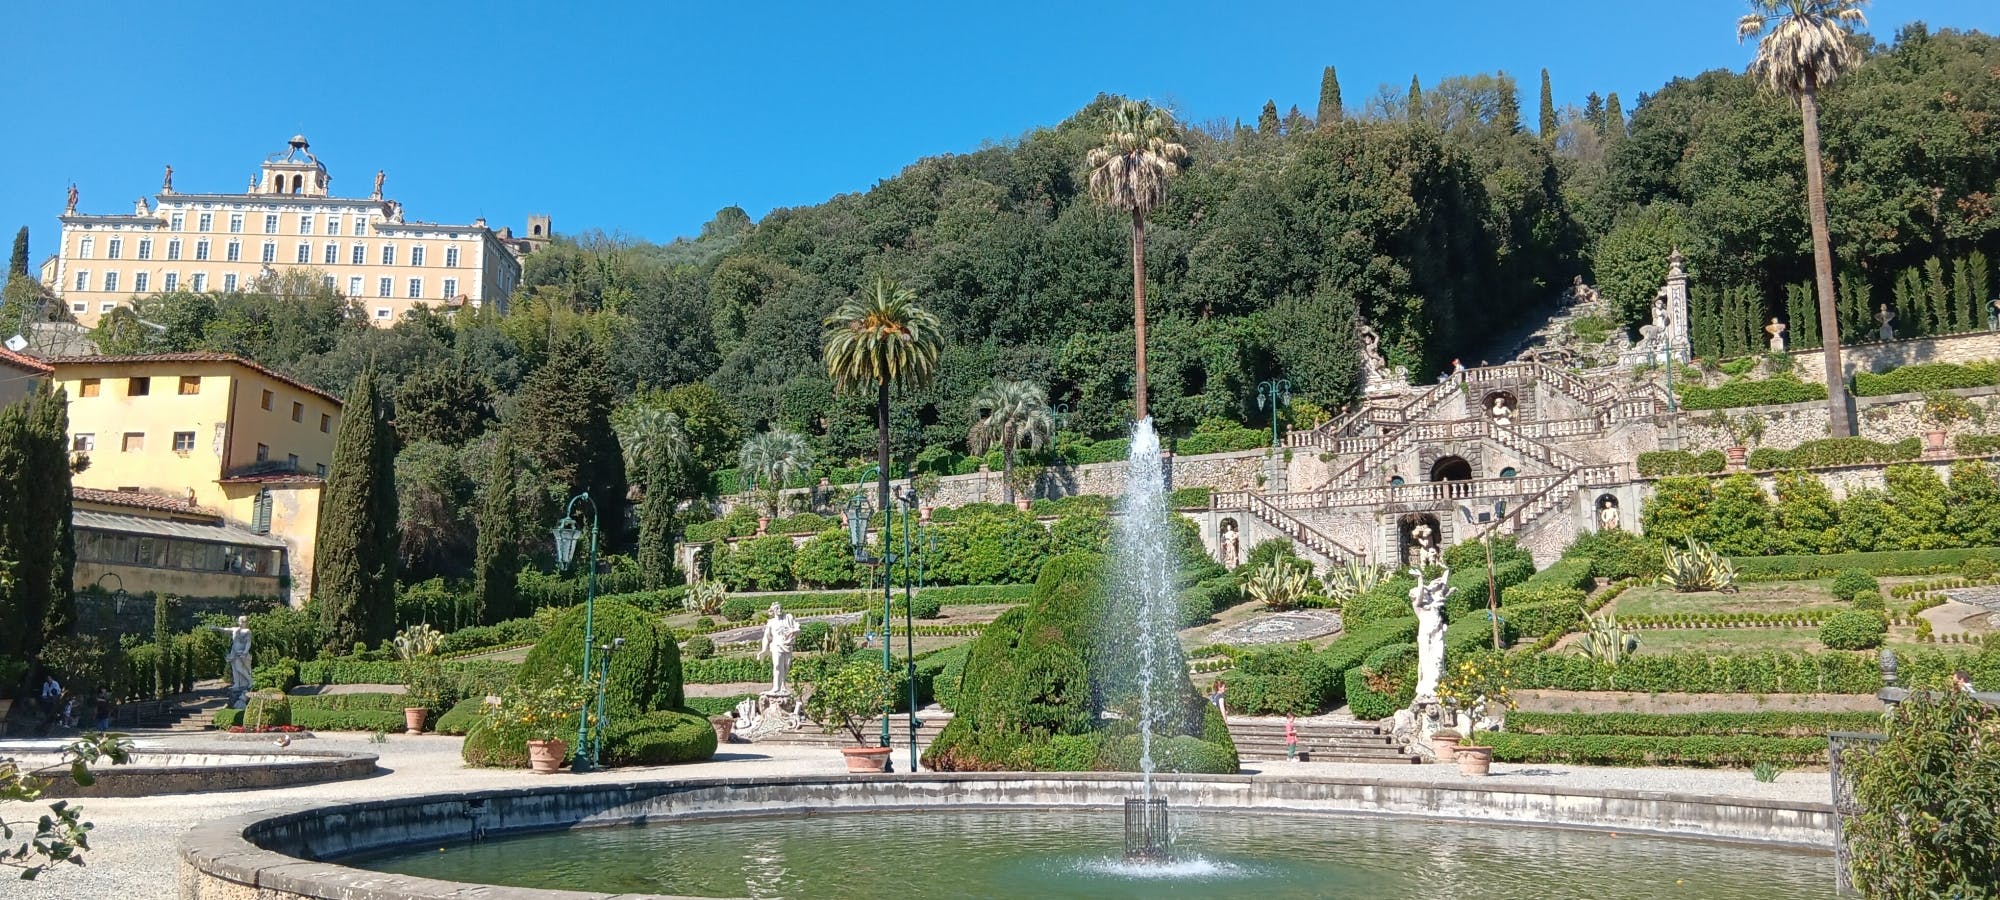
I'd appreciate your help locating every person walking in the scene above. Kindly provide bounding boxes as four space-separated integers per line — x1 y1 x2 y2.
1214 679 1228 719
1285 713 1299 761
94 690 114 732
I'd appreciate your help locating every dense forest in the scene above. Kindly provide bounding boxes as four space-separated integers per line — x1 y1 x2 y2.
3 23 1998 579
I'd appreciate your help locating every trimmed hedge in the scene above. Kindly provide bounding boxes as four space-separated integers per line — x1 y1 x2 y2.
685 694 755 718
1493 649 1886 693
598 709 718 766
1955 433 2000 456
1745 437 1921 470
1678 376 1826 411
1733 547 2000 580
1344 643 1416 721
681 655 768 685
1820 609 1888 650
1230 645 1341 717
1637 450 1727 476
1498 597 1586 642
433 697 489 735
1852 360 2000 397
1483 733 1827 767
294 658 517 698
1507 711 1885 738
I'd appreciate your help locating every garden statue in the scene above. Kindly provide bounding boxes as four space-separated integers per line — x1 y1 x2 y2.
162 164 174 193
372 169 386 199
1489 395 1514 428
756 603 801 695
209 615 253 709
1408 566 1452 703
1765 318 1786 352
1220 521 1240 569
1598 497 1620 531
1988 295 2000 332
1408 520 1437 566
1877 304 1896 341
65 183 77 213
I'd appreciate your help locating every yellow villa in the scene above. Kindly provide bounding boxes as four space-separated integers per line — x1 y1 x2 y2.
52 353 341 606
42 134 539 327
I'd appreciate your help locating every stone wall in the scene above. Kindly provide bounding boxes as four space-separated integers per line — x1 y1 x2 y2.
1678 384 2000 451
38 748 374 798
1780 329 2000 385
727 449 1272 516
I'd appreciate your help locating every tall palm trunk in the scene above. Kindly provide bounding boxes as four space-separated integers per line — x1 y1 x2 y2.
1131 209 1149 422
1801 85 1851 437
876 380 891 520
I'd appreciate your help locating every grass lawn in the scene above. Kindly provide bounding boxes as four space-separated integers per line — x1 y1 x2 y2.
1614 575 1929 617
1630 624 1933 655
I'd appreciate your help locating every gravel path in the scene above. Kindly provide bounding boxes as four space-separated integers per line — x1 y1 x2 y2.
24 730 1832 899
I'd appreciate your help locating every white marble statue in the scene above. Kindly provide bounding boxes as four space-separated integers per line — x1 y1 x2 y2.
209 615 253 709
1598 498 1620 531
1220 521 1240 569
1489 396 1514 428
1877 304 1896 342
1409 521 1438 566
756 603 801 694
1408 566 1453 703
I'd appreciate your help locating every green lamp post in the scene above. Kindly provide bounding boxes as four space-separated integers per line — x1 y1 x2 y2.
1459 500 1509 651
552 492 602 772
1256 378 1292 449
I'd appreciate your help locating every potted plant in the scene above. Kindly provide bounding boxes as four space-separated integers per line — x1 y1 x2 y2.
1436 658 1516 777
489 679 593 774
1921 391 1972 455
1429 727 1462 763
805 660 894 773
1722 415 1764 469
393 624 443 734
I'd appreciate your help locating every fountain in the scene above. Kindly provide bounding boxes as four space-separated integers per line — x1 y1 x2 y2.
1110 417 1176 861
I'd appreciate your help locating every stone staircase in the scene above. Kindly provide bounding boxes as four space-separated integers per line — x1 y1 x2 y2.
1225 719 1418 764
1211 490 1364 566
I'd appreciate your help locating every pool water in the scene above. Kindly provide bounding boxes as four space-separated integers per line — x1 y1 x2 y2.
354 808 1835 899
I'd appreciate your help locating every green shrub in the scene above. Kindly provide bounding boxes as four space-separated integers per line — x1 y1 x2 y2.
1954 433 2000 456
1564 530 1665 580
791 529 859 589
1733 548 2000 579
289 707 406 732
1342 575 1415 631
1637 450 1727 476
1851 590 1885 613
1167 486 1214 508
252 659 300 693
1963 557 2000 580
460 721 527 767
1483 733 1827 767
1839 691 2000 896
682 635 716 660
213 693 291 729
795 620 833 651
433 697 490 735
1678 375 1826 411
1831 569 1881 601
599 709 718 766
714 534 798 591
1820 609 1888 650
1751 437 1922 470
721 597 757 622
1499 597 1586 641
1343 643 1415 721
1238 538 1296 574
1496 648 1886 693
1507 711 1886 737
1229 645 1339 716
1852 360 2000 397
685 694 755 717
437 617 543 656
682 655 768 684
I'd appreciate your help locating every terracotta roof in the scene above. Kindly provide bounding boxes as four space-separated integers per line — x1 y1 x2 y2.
48 353 342 406
217 472 324 485
72 486 219 518
0 346 52 375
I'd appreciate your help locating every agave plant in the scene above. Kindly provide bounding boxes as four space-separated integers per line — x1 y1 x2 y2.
1659 538 1738 593
393 623 442 660
1575 613 1641 670
683 579 729 616
1244 559 1315 611
1323 560 1389 602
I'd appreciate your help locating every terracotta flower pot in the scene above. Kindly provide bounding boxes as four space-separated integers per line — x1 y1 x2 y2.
1725 446 1748 469
840 746 893 773
403 707 427 735
1431 734 1462 763
527 738 568 774
1456 745 1494 776
710 715 736 744
1925 429 1949 454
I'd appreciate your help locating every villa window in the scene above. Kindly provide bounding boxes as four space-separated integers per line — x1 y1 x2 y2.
164 272 178 291
167 239 182 260
198 213 213 232
172 431 195 453
133 273 149 293
410 246 426 267
226 240 241 262
196 239 210 261
79 379 100 397
107 238 121 259
179 375 200 395
137 239 152 260
445 246 459 267
122 432 145 452
228 214 243 233
263 215 278 234
72 433 94 451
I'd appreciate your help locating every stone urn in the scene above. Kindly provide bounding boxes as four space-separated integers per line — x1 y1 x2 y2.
1014 497 1032 511
526 738 568 775
756 515 770 535
710 715 736 744
403 706 427 735
1430 732 1462 763
1456 744 1494 776
1725 446 1748 470
840 746 893 773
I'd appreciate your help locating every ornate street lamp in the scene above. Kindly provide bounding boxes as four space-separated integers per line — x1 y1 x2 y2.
897 485 925 772
1256 379 1293 449
1459 500 1509 651
551 492 602 772
96 572 129 615
846 489 893 768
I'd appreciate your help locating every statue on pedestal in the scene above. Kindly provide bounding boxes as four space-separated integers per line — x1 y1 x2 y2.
1220 521 1240 569
162 164 174 194
372 169 386 200
1489 395 1514 428
756 603 800 695
1765 318 1787 352
1877 304 1897 342
1408 520 1438 567
209 615 253 709
1408 565 1453 703
1598 497 1620 531
65 183 78 214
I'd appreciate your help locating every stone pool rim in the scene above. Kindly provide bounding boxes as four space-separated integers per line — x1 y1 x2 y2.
9 746 378 798
178 771 1837 900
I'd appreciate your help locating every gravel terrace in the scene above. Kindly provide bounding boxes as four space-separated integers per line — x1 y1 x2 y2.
24 730 1833 900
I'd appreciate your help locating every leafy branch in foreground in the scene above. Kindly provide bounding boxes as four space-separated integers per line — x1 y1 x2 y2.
2 733 132 880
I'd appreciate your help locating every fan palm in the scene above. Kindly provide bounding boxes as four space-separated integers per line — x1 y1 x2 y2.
1738 0 1867 437
615 405 689 486
969 379 1054 505
1087 99 1188 422
739 428 812 516
822 277 945 519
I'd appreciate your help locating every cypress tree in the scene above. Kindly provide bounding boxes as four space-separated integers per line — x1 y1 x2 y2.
1584 93 1606 135
1257 100 1280 134
512 330 627 551
0 383 74 665
1952 256 1975 333
8 227 26 280
636 454 683 590
1407 76 1424 120
1284 104 1308 133
1603 92 1626 138
1495 73 1521 134
473 433 520 623
1538 69 1558 142
1924 257 1949 337
314 366 398 651
1318 66 1343 124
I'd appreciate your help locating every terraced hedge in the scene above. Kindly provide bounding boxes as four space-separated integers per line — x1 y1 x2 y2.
1483 733 1828 767
1506 711 1885 738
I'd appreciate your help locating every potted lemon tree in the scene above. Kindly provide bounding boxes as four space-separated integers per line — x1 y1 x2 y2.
489 679 592 774
1436 658 1516 777
1921 391 1972 455
806 660 894 773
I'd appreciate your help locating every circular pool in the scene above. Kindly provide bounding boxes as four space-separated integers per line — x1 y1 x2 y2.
180 773 1838 900
353 807 1832 899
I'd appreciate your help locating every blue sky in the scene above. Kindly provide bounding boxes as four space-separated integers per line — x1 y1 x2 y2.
4 1 1997 250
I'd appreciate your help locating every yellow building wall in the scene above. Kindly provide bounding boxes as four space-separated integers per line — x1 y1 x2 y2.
74 559 283 601
220 482 321 607
59 363 234 508
222 372 341 478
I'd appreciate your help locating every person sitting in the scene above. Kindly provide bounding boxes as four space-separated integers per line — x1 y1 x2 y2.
1953 669 1976 694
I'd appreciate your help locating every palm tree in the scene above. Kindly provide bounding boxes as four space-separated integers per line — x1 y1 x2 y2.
616 405 689 485
969 379 1055 505
739 428 812 516
1739 0 1867 437
822 277 945 522
1087 99 1188 422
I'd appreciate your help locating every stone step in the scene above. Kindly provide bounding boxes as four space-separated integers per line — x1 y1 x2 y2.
1239 751 1421 764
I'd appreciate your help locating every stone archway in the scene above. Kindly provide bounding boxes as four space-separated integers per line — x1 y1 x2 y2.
1429 455 1472 482
1595 494 1621 532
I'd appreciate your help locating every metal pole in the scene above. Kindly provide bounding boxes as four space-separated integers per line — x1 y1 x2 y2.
566 492 600 774
1485 530 1501 650
880 500 894 766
